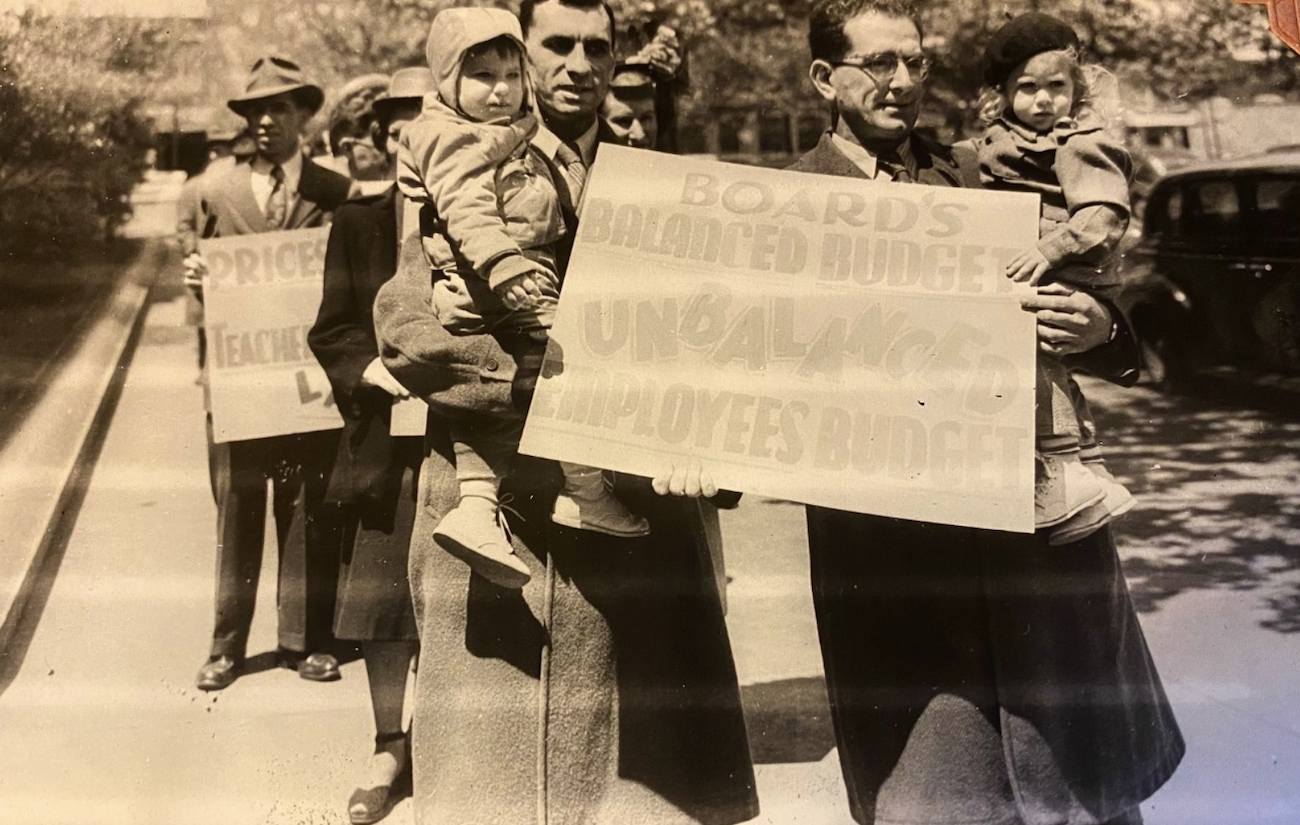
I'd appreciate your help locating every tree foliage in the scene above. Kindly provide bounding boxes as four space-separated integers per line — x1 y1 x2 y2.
0 10 173 259
923 0 1295 132
181 0 1300 155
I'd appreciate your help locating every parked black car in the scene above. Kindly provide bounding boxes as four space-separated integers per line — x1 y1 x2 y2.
1116 152 1300 384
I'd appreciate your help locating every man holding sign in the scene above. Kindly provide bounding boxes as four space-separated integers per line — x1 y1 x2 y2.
374 2 759 822
180 56 354 691
787 2 1183 824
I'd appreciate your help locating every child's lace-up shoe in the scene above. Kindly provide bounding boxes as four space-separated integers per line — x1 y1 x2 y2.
434 502 531 588
1036 452 1105 529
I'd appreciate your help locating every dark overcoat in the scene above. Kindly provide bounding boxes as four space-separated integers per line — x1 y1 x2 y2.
373 135 759 823
308 187 422 516
308 186 421 640
791 133 1184 825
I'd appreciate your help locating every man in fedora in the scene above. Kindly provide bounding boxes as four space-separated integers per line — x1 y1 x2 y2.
180 55 354 692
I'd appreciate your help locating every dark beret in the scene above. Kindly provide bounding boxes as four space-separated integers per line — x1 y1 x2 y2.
982 13 1081 88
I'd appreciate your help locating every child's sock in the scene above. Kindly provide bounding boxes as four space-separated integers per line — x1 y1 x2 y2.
456 478 499 511
559 463 607 500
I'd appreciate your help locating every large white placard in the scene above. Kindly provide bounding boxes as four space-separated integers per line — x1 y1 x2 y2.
519 145 1042 532
201 227 342 443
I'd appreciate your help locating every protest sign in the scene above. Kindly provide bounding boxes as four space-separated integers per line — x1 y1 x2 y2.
519 145 1042 532
201 227 342 443
390 396 429 438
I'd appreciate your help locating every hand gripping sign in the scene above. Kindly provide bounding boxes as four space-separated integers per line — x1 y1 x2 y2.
519 145 1042 533
201 227 343 443
1239 0 1300 54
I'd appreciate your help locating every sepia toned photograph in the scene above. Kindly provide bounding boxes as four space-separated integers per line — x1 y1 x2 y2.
0 0 1297 823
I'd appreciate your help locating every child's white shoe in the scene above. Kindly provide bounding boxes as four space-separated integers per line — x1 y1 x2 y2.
1048 500 1111 546
433 501 531 589
1035 452 1105 529
1088 464 1136 518
552 489 651 537
1048 464 1136 546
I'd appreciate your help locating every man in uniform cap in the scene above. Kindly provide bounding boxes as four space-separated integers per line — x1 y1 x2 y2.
180 55 354 692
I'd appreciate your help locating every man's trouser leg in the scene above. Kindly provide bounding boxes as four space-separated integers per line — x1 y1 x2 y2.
208 423 270 660
272 431 343 655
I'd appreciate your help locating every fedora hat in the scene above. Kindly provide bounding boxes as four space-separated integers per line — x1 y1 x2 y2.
227 55 325 117
372 67 437 119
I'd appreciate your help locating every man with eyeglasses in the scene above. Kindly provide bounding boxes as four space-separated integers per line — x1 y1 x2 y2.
791 2 1183 825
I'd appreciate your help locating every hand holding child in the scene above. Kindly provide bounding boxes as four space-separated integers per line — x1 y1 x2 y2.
652 458 718 499
495 268 547 310
1005 249 1052 285
359 358 412 398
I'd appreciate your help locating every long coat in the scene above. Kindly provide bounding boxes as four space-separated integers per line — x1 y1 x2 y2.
373 140 759 823
307 187 421 640
308 187 422 515
791 133 1184 825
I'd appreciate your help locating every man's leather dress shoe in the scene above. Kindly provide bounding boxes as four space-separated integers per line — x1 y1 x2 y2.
278 649 341 682
196 655 240 691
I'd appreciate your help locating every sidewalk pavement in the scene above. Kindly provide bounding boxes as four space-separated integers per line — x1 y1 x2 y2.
0 237 1298 823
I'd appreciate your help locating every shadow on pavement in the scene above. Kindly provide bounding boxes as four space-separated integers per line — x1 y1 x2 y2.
741 676 837 764
1090 374 1300 633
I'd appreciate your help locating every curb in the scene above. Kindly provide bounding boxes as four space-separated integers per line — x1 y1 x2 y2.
0 239 163 656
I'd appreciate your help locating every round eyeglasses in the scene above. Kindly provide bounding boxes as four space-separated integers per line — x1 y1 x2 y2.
833 52 932 84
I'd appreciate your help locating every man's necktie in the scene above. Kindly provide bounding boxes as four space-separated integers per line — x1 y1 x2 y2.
265 164 288 228
876 151 913 184
554 141 588 205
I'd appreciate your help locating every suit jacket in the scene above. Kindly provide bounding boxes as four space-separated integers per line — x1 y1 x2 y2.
790 132 1141 386
311 187 398 401
788 129 978 188
177 154 352 248
180 154 353 418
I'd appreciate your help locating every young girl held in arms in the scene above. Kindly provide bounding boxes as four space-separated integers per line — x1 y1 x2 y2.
976 13 1135 545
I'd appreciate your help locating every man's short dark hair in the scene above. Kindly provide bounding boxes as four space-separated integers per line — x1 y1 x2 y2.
519 0 617 45
808 0 923 63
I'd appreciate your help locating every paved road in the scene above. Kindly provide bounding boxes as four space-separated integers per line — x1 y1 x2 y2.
1 210 1298 823
719 373 1300 825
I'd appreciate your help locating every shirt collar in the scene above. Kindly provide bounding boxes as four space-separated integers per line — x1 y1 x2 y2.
533 119 600 166
829 133 918 181
252 148 304 193
830 133 878 178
